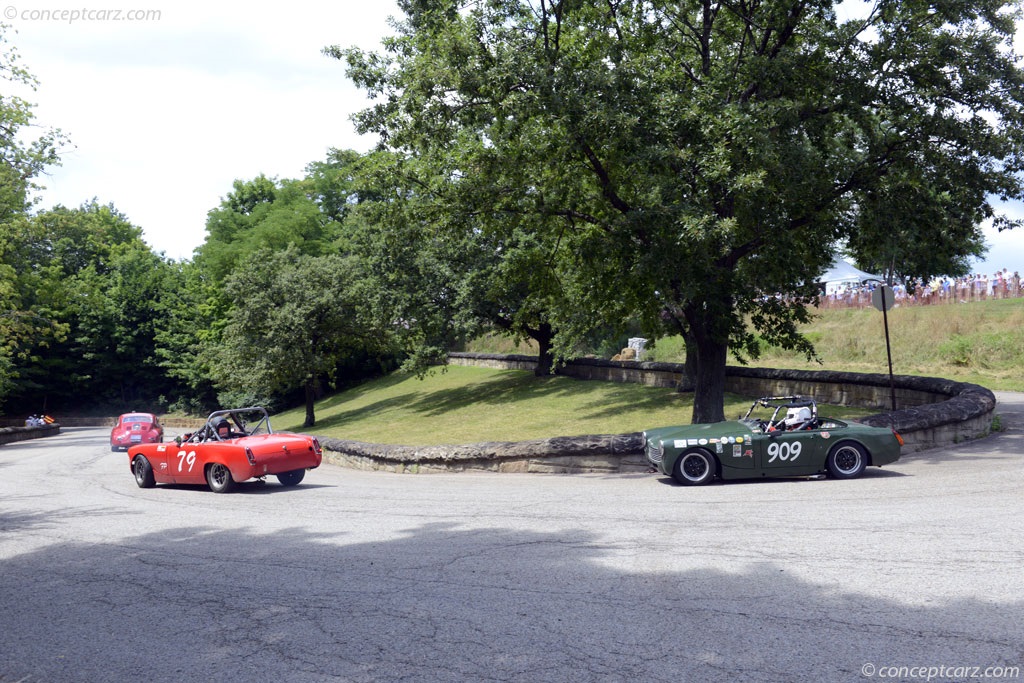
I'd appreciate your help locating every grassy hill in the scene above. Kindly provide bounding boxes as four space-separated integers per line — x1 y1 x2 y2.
271 365 873 444
471 299 1024 391
272 301 1024 443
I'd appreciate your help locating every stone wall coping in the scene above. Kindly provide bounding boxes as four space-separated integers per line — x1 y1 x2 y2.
0 423 61 445
319 433 644 467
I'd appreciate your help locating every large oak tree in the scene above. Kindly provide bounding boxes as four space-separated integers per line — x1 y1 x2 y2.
332 0 1024 422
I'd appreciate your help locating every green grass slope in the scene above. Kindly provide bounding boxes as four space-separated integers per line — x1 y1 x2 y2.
275 300 1021 444
273 365 871 444
656 299 1024 391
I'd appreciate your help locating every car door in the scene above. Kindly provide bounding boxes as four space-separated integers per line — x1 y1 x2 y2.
758 429 811 474
143 442 174 483
759 426 835 475
166 442 205 484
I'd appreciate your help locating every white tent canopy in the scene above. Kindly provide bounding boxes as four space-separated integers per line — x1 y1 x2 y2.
819 259 882 295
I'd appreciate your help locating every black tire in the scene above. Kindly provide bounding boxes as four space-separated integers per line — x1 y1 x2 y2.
132 456 156 489
206 462 235 493
826 442 868 479
276 469 306 487
672 449 716 486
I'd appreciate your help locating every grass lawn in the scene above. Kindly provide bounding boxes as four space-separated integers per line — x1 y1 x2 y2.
272 365 873 444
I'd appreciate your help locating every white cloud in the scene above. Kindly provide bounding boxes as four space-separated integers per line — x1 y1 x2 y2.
11 0 399 259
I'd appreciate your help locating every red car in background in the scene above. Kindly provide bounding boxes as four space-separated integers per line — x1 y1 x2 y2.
110 412 164 451
127 407 322 493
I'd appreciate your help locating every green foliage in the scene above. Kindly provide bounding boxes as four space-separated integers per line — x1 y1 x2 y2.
212 247 383 426
333 0 1024 423
939 335 975 367
347 149 562 376
0 201 173 410
0 24 68 223
0 24 69 406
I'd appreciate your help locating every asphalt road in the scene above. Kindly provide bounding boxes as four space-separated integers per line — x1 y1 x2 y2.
1 396 1022 683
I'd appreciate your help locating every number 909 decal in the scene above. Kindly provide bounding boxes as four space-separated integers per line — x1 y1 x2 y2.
767 441 801 463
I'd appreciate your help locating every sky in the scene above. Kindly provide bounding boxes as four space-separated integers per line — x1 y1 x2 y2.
7 0 1024 274
8 0 400 260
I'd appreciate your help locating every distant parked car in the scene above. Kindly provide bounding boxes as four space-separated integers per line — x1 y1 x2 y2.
111 412 164 451
127 407 322 493
643 395 903 485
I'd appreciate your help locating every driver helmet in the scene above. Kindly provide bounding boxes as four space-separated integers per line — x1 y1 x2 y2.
784 406 812 428
215 418 232 439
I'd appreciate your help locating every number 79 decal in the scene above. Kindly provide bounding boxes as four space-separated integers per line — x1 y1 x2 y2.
177 450 197 472
767 441 801 463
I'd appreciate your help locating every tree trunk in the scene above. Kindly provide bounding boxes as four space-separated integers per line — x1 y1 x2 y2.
685 304 728 424
675 332 697 393
532 322 555 377
304 378 317 428
690 337 727 423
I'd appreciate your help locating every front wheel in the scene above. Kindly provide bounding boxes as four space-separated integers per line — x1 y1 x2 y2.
276 469 306 487
672 449 716 486
206 463 235 493
826 442 867 479
132 456 155 488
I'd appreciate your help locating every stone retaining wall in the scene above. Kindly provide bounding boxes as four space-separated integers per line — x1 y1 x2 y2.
0 423 61 445
319 353 997 474
319 433 648 475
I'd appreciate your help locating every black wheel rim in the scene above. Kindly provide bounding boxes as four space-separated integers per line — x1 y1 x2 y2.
835 447 861 474
211 465 228 488
682 454 708 480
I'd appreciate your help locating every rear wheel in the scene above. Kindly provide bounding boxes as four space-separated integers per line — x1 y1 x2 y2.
672 449 716 486
826 442 867 479
276 469 306 487
132 456 155 488
206 463 235 493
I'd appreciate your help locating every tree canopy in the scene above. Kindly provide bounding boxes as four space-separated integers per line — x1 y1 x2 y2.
332 0 1024 422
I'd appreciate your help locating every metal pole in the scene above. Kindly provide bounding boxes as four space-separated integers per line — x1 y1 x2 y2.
881 287 896 411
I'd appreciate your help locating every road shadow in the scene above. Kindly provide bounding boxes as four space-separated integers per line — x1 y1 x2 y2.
0 518 1020 682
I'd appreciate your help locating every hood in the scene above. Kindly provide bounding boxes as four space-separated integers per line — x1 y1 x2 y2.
644 420 753 444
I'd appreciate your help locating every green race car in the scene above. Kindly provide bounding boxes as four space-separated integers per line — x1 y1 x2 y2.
643 395 903 485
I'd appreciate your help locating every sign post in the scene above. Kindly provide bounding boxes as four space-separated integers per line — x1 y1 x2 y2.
870 284 897 411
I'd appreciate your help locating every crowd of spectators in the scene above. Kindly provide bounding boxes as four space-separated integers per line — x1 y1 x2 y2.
818 269 1022 309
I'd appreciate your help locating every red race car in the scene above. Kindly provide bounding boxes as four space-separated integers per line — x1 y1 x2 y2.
111 412 164 451
127 407 322 493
